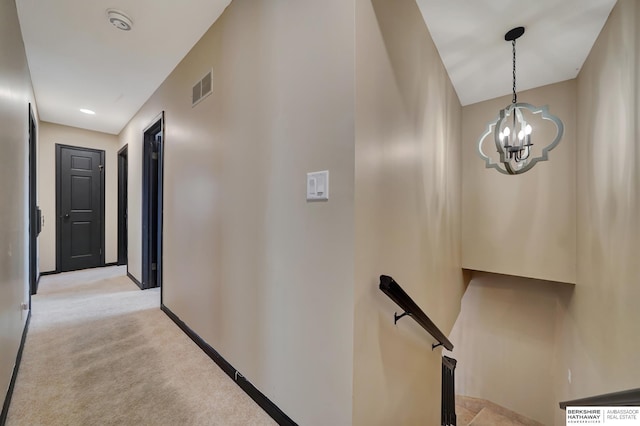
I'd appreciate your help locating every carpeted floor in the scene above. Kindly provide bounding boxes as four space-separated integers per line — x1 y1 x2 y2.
6 266 276 426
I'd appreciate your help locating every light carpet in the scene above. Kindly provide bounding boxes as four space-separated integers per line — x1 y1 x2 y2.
6 266 276 426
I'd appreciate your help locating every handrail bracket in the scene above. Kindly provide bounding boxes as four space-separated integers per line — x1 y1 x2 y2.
394 311 411 324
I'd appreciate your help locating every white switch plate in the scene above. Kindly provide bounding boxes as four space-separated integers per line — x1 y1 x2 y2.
307 170 329 201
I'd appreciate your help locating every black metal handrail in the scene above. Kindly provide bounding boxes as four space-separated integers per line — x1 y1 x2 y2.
379 275 454 351
559 388 640 409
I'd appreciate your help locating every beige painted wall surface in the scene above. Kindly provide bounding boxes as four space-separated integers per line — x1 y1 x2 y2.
38 122 119 272
353 0 464 423
119 1 354 424
0 0 37 404
445 272 573 425
462 81 577 284
554 1 640 423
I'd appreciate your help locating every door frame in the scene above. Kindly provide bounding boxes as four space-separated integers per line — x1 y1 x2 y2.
28 104 38 296
117 145 128 266
55 144 106 272
141 112 164 291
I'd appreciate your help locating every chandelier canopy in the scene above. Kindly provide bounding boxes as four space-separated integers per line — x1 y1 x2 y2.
477 27 564 175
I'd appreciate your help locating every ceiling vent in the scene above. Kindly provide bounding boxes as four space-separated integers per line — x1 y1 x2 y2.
107 9 133 31
192 70 213 107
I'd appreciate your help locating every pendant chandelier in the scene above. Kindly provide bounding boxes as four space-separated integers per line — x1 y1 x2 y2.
477 27 564 175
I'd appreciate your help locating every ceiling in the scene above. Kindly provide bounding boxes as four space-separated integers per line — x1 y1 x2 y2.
16 0 617 134
416 0 618 106
16 0 231 134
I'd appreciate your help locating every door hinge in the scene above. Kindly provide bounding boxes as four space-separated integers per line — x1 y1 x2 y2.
151 263 157 271
99 248 102 255
151 152 158 160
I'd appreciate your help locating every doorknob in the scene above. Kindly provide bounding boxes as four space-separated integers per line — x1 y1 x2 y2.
63 213 70 219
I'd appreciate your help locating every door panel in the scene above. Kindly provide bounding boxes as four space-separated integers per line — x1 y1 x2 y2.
57 145 104 272
29 104 38 295
118 146 128 266
142 115 163 290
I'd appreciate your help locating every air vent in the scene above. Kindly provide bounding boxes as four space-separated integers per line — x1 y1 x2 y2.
192 70 213 107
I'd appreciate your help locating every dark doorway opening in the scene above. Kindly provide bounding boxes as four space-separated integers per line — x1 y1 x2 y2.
118 145 128 266
28 104 39 296
142 113 164 290
56 144 105 272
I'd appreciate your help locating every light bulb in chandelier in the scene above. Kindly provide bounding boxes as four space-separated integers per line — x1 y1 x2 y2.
499 127 510 141
476 26 564 175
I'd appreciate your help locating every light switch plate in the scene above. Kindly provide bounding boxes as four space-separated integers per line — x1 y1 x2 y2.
307 170 329 201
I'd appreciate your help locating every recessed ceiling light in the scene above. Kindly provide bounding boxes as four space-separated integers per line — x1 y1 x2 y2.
80 109 96 115
106 9 133 31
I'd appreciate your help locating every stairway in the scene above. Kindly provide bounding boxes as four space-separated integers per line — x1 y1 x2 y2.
455 396 544 426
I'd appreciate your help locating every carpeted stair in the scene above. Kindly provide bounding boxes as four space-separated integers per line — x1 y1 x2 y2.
455 395 545 426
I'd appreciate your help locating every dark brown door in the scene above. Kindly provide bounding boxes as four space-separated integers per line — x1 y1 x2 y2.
56 144 105 272
29 104 38 295
118 145 128 266
142 114 164 290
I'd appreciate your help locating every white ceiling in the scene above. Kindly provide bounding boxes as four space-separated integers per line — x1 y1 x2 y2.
17 0 231 134
17 0 617 134
416 0 617 106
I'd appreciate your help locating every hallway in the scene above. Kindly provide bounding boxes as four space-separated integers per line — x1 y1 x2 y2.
6 267 275 426
2 0 638 423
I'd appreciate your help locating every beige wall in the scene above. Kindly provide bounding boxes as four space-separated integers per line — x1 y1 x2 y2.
462 81 577 284
0 0 37 405
555 0 640 422
353 0 464 423
119 1 355 424
38 122 119 272
446 272 573 425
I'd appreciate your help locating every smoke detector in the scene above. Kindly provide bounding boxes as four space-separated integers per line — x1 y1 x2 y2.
106 9 133 31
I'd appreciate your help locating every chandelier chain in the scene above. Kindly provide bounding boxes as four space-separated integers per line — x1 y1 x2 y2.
512 39 517 104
